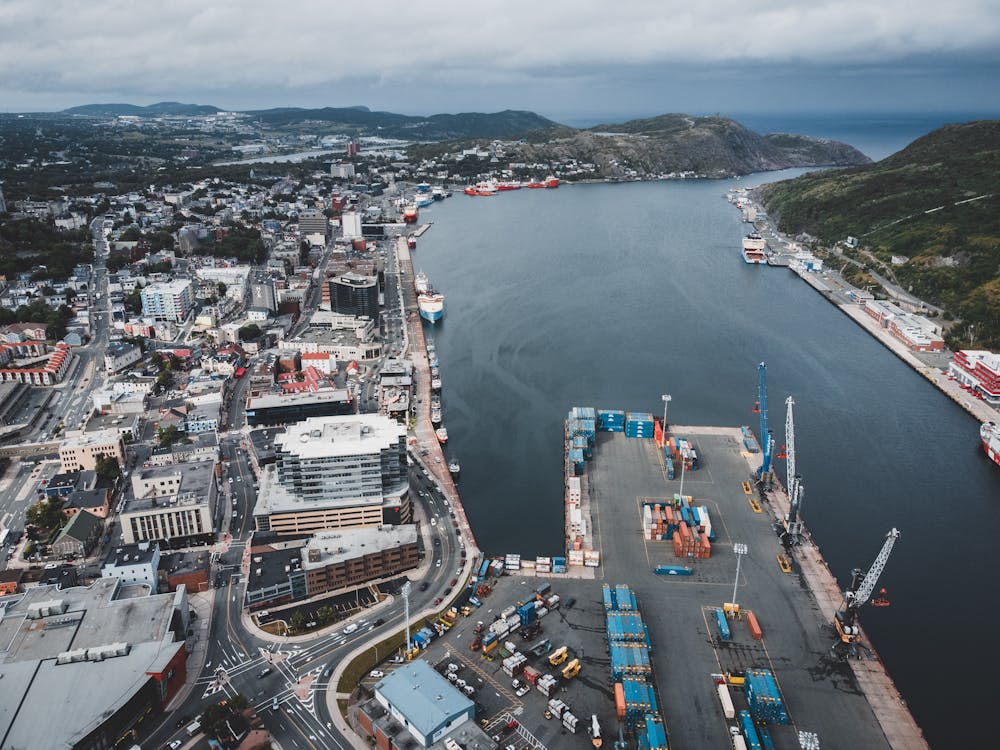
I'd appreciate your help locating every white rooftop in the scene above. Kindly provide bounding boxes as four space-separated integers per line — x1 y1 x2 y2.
276 414 406 459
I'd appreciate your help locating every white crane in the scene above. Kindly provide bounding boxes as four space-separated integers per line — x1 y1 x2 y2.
833 528 900 658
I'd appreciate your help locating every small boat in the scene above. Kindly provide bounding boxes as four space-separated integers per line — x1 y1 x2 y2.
464 181 498 196
448 459 460 478
407 236 416 250
402 205 418 223
414 271 430 294
436 427 448 444
545 175 560 188
496 181 521 191
431 395 441 409
431 377 442 391
414 194 434 207
431 407 443 425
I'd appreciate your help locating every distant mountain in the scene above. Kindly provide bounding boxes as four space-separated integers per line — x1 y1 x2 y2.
64 101 221 117
759 120 1000 348
246 106 557 140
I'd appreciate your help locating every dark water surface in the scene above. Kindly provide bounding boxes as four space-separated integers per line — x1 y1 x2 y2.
412 173 1000 747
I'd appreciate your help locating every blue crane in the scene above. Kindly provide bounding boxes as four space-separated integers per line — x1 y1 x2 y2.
752 361 774 478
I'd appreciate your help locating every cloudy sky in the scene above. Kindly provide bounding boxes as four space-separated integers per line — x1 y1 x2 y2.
2 0 999 121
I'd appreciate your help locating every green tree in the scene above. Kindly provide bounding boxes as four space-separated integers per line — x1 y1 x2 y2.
289 611 305 632
238 323 261 341
94 454 121 482
317 606 334 625
217 281 227 297
26 499 65 530
157 425 182 447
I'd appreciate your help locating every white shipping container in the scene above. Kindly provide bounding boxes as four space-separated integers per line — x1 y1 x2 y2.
568 550 585 565
562 712 578 732
717 683 736 720
732 734 748 750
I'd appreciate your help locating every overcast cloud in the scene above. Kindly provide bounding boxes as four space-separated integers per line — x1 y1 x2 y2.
1 0 998 117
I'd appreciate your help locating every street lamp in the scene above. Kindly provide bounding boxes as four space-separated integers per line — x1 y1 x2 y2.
661 394 672 446
730 543 748 613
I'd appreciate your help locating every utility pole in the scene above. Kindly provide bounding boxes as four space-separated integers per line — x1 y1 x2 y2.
661 394 671 447
730 543 748 613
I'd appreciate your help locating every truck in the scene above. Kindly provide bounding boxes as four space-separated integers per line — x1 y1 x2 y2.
717 682 736 719
186 720 202 736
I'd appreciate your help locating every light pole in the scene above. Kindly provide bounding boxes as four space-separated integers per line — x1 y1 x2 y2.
661 394 672 447
731 543 748 612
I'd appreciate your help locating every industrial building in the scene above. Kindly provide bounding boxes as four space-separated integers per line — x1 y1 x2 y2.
371 660 474 747
252 414 409 535
949 349 1000 405
0 578 189 750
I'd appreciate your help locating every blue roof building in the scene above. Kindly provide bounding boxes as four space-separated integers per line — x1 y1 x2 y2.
373 660 474 746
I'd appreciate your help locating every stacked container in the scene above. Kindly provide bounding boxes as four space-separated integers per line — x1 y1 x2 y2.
739 710 764 750
523 666 541 684
502 652 527 677
597 409 626 432
609 642 652 679
715 608 731 640
744 669 788 725
625 412 655 438
673 521 712 559
604 584 665 733
552 556 567 574
642 503 677 541
537 673 559 697
643 714 668 750
517 601 537 626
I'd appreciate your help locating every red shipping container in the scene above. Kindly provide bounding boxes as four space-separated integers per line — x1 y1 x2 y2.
614 683 626 719
747 611 763 640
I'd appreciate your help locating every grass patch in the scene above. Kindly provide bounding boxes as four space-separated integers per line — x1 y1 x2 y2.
260 621 288 637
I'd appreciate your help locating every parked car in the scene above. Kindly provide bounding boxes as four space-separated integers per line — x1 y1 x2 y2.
370 670 385 678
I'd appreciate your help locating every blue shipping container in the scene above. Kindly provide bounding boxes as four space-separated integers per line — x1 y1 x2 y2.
739 711 763 750
715 608 731 640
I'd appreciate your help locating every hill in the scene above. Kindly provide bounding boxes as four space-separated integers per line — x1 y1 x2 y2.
758 120 1000 349
247 106 557 140
64 101 221 116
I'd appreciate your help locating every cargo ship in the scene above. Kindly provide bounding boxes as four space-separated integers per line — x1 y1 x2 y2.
742 233 767 264
982 422 1000 466
436 427 449 444
402 205 418 223
418 291 445 322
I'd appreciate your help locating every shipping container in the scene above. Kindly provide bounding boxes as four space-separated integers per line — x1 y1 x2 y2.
717 683 736 719
739 711 763 750
715 608 731 640
747 611 763 640
732 735 748 750
655 565 693 576
614 683 626 719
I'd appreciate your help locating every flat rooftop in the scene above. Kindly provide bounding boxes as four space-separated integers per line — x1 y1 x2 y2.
126 460 215 512
247 388 351 411
302 525 417 570
275 414 405 460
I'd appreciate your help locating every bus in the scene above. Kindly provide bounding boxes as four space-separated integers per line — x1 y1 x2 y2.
234 367 246 379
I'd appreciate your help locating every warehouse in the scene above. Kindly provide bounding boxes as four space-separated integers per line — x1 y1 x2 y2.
373 660 474 746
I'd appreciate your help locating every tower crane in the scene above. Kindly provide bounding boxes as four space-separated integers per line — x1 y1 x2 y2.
833 528 899 658
752 362 774 481
774 396 803 546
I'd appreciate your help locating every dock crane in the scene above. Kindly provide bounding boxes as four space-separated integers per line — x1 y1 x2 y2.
833 528 899 659
752 362 774 482
774 396 803 546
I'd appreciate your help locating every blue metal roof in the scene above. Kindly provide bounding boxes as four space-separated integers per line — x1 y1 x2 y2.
374 661 473 738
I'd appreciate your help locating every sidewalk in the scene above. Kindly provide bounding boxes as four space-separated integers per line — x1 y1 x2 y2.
165 587 218 712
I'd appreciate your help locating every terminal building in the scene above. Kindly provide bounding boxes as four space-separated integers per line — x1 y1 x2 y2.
252 414 410 535
0 578 189 750
365 660 475 747
949 350 1000 405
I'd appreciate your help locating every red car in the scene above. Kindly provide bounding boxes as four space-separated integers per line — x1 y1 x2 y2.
433 597 443 605
450 579 458 586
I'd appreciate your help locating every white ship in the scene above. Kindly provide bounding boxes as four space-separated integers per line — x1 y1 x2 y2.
742 233 767 264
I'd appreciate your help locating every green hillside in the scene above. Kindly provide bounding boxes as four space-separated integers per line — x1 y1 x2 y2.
759 120 1000 349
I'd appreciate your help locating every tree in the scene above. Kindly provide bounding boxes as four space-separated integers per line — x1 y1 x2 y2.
238 323 261 341
317 606 335 625
157 425 182 447
94 454 121 482
217 281 227 297
26 499 65 530
289 610 306 632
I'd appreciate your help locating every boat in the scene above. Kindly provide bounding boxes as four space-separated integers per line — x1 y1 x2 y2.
407 236 417 250
416 182 432 194
464 181 498 196
431 407 443 425
402 205 418 223
431 394 441 409
448 459 460 478
430 365 439 378
742 233 767 264
432 187 448 201
982 423 1000 467
496 181 521 191
414 271 430 294
436 427 449 444
431 376 442 391
545 175 560 188
418 291 444 323
414 194 434 208
526 178 545 189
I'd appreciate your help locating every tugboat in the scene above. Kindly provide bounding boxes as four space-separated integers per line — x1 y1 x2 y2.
448 458 461 479
436 427 449 444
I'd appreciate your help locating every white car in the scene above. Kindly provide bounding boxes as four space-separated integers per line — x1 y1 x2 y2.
369 670 384 678
343 623 359 634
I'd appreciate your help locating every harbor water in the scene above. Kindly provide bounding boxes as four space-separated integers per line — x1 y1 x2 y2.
414 161 1000 746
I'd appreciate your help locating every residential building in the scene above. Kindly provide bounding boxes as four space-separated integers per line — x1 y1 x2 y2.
252 414 409 535
949 350 1000 405
0 578 188 750
104 341 142 374
372 661 474 746
141 279 194 322
146 431 219 467
102 542 161 589
63 486 112 519
0 341 74 385
60 429 126 472
121 461 217 546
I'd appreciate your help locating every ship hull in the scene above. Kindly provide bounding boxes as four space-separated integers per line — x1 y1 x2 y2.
981 424 1000 467
742 250 766 264
419 306 444 323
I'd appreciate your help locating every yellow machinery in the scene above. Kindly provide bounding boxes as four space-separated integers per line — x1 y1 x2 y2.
561 658 581 679
548 646 568 666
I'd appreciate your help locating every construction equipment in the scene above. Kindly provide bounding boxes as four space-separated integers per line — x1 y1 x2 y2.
589 715 603 748
752 362 775 481
561 658 581 679
833 528 900 658
548 645 568 666
774 396 803 546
